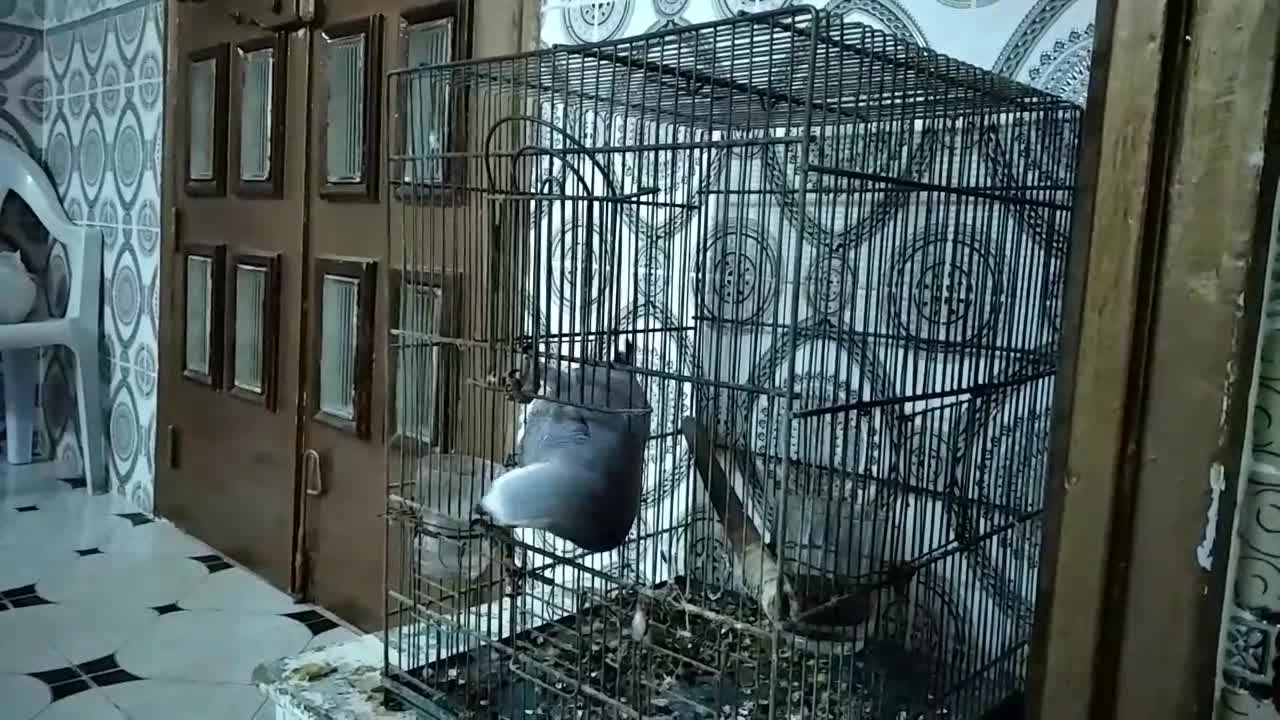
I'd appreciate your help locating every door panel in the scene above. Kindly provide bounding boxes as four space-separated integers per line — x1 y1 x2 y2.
299 1 400 631
300 0 531 631
157 4 307 593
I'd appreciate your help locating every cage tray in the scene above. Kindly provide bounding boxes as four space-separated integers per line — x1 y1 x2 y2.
387 582 977 720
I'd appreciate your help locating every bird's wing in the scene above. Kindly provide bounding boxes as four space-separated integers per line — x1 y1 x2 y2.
518 398 591 466
548 365 650 452
517 362 651 463
564 365 652 412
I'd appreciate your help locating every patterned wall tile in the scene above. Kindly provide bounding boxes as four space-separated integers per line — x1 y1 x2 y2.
99 214 151 372
0 1 48 29
105 356 150 502
993 0 1095 105
0 91 43 156
46 0 146 29
1 24 47 99
40 345 80 461
1 23 47 155
1223 246 1280 718
9 0 165 513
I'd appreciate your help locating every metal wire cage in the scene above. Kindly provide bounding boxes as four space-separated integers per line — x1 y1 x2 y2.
384 7 1081 720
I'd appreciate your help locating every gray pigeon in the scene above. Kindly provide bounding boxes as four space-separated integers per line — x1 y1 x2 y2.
477 340 652 553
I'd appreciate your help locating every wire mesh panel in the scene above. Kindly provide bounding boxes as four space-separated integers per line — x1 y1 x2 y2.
385 7 1080 720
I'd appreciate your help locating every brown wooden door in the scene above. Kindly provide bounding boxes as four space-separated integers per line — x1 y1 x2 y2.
294 0 409 631
298 0 533 630
157 5 308 592
156 0 534 630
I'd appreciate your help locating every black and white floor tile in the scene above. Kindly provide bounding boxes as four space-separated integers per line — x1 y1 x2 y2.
0 463 359 720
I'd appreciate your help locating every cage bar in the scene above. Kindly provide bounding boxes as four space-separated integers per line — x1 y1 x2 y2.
384 7 1080 720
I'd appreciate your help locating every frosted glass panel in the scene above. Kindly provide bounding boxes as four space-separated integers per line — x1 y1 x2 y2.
188 58 216 181
325 34 366 184
239 47 274 182
233 265 268 393
185 256 213 375
404 19 451 184
319 275 359 419
397 285 441 442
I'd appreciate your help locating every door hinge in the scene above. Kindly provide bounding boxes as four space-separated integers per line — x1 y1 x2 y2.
228 0 319 32
166 424 180 469
168 206 181 253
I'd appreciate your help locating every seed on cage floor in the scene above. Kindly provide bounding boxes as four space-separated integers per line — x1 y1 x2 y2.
631 606 647 642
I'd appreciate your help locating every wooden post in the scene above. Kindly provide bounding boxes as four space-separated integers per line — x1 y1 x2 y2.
1031 2 1280 718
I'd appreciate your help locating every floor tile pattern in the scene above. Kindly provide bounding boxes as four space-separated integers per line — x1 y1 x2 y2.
0 464 358 719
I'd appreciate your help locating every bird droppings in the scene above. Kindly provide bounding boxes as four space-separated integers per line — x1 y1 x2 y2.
288 662 339 683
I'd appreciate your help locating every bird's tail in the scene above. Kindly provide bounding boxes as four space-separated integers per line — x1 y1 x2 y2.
478 460 636 552
477 462 559 529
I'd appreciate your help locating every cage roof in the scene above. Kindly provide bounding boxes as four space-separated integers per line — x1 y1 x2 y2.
392 6 1080 129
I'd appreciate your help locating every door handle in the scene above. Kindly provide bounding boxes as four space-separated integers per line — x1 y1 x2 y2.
303 449 324 497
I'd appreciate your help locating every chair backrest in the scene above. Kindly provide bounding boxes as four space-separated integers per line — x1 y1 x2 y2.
0 136 103 328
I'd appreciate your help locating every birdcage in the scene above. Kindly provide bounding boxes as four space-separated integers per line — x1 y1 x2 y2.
383 7 1080 720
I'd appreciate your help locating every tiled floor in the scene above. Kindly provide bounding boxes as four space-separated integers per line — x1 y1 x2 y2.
0 464 360 720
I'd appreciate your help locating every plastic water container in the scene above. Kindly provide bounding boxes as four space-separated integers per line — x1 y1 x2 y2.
411 454 505 582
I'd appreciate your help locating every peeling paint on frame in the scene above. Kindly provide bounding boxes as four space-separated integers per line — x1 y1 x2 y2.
1197 462 1226 572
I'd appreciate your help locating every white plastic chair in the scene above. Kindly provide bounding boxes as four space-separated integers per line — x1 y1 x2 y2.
0 136 105 495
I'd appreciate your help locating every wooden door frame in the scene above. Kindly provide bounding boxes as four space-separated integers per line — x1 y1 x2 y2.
158 0 182 500
1030 2 1280 718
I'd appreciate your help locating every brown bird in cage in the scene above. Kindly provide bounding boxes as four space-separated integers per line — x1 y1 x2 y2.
681 416 910 651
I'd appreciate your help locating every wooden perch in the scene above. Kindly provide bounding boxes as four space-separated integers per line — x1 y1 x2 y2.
681 416 794 624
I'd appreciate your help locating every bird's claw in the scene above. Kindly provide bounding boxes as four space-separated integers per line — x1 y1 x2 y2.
499 543 525 597
470 504 490 530
503 337 544 405
501 366 524 392
502 554 525 597
486 365 532 404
